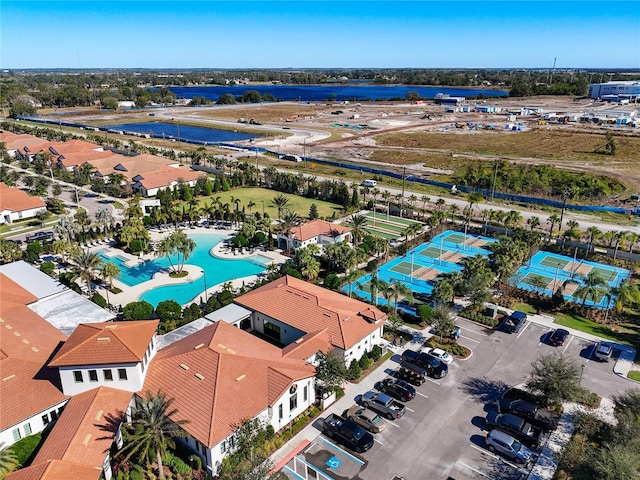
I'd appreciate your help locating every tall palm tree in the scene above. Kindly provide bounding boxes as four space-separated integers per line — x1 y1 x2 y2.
71 250 103 295
271 194 291 221
465 192 484 224
612 230 629 261
100 261 121 306
547 213 561 242
349 214 368 247
279 210 301 254
574 271 608 309
527 216 541 231
118 391 189 480
584 226 601 259
388 280 414 313
0 445 19 479
504 210 522 236
55 214 78 243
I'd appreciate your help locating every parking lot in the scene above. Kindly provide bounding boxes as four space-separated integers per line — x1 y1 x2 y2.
282 317 632 480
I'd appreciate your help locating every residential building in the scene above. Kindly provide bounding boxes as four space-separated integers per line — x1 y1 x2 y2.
49 321 159 396
142 320 316 474
5 386 134 480
234 275 386 364
0 274 68 448
276 219 352 252
0 182 46 224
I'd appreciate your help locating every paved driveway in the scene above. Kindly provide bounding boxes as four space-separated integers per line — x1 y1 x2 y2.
281 317 632 480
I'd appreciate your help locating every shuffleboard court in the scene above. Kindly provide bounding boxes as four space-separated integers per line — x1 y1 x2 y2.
365 211 420 227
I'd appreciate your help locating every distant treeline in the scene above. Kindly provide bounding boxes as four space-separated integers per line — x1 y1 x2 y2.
2 69 639 113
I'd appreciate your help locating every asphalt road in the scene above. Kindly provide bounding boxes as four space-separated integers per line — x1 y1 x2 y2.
287 318 632 480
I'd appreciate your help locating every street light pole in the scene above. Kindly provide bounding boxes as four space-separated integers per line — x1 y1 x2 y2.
201 270 208 304
303 137 307 163
255 146 259 186
261 200 265 217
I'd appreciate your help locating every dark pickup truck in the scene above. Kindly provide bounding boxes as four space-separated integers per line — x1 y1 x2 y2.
485 411 544 449
401 349 448 379
322 413 374 453
499 399 560 432
501 311 527 333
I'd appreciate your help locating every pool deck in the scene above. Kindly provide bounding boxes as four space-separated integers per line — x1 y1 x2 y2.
90 226 288 307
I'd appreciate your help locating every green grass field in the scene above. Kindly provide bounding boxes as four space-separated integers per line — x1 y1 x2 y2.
365 212 420 227
553 312 640 349
628 371 640 382
194 188 343 219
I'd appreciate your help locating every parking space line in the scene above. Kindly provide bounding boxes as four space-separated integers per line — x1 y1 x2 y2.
470 444 521 470
374 438 384 445
562 335 574 354
461 335 481 343
385 420 401 428
517 321 531 339
416 392 429 399
405 407 415 413
457 461 491 478
425 377 441 385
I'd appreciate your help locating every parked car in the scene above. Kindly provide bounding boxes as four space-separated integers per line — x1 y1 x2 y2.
322 414 374 453
548 328 570 347
421 346 453 365
361 391 406 420
594 342 613 362
485 411 543 449
485 429 533 464
401 349 448 379
346 405 387 433
396 362 427 386
499 399 560 432
501 311 527 334
377 377 415 402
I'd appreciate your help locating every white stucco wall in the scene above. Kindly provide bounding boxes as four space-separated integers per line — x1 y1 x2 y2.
0 398 69 447
343 324 383 365
252 312 306 346
0 206 46 225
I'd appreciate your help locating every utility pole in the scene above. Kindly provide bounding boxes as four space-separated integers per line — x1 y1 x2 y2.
255 145 259 185
400 166 406 218
491 161 499 202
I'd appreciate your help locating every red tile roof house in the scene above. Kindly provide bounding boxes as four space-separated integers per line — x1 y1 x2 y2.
48 321 160 397
0 131 52 160
0 182 47 224
276 219 352 252
234 275 387 366
142 320 316 475
0 274 69 448
5 386 135 480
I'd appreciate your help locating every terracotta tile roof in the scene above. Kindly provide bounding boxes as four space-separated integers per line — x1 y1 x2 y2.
143 321 315 447
31 386 132 468
5 459 102 480
289 219 352 242
0 274 68 430
49 321 159 367
134 165 203 190
48 140 103 155
90 153 175 179
0 182 46 213
56 149 116 168
235 276 386 350
281 329 332 360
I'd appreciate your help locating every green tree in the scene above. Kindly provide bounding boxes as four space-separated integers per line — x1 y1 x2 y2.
270 194 291 221
315 349 348 390
0 240 23 264
156 229 196 274
526 353 581 406
309 203 319 219
117 390 189 480
431 306 456 341
348 214 368 246
218 418 274 480
100 261 121 289
431 278 455 306
70 250 103 295
123 301 154 320
574 271 608 309
155 300 182 323
0 445 19 479
25 241 43 263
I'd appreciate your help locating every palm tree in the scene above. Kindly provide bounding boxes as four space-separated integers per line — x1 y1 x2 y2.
465 192 484 224
449 204 459 225
504 210 522 236
0 445 19 479
279 210 301 254
574 271 608 309
612 230 628 261
271 194 291 221
608 280 640 316
547 214 561 242
349 214 368 246
388 280 414 313
71 250 103 295
55 214 78 243
584 226 601 259
527 216 541 231
247 200 256 215
100 261 121 306
118 391 189 480
420 195 430 220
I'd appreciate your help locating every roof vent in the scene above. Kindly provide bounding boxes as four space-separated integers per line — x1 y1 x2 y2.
236 374 246 382
343 316 350 322
95 410 103 421
194 343 204 350
217 343 227 350
2 374 16 382
295 337 305 344
322 313 332 318
96 337 111 342
194 373 205 381
31 347 39 352
13 331 20 337
82 434 91 446
22 339 30 344
105 325 118 329
5 324 12 330
226 348 236 355
179 364 189 371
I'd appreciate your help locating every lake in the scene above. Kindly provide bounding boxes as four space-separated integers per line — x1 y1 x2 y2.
169 84 508 102
103 122 257 144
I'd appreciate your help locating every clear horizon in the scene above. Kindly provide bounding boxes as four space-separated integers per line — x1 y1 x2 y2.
2 1 638 70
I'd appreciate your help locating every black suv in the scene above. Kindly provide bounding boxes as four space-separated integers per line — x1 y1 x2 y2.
401 349 448 379
377 377 415 402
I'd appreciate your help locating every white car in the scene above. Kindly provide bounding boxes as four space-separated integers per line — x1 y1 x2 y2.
421 346 454 365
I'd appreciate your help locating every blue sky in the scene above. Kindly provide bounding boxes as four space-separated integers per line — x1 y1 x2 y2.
2 1 638 69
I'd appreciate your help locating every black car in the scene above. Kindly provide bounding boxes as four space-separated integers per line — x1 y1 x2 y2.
548 329 570 347
377 377 415 402
401 349 448 379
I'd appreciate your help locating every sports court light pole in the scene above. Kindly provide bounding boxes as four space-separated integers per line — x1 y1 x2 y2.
410 252 415 284
200 269 208 304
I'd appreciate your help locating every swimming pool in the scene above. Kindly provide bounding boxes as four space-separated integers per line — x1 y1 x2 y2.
98 233 267 306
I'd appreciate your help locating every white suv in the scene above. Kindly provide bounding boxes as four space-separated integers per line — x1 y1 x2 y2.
594 342 613 362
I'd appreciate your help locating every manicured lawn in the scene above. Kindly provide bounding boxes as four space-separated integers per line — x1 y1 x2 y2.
628 370 640 382
195 188 343 219
553 312 640 349
513 303 537 315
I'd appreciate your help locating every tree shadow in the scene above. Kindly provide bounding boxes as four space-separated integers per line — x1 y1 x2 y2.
461 377 508 404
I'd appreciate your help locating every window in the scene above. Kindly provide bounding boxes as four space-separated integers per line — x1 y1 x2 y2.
303 385 308 402
50 410 58 421
220 441 226 454
118 369 128 381
264 321 281 341
290 392 298 411
278 404 283 420
73 371 84 383
89 370 98 382
103 369 113 381
24 423 32 435
12 428 21 442
42 414 50 425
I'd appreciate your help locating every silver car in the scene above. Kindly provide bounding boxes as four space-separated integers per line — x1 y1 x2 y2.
594 342 613 362
486 429 533 464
